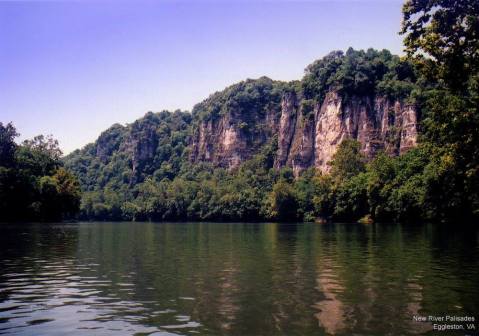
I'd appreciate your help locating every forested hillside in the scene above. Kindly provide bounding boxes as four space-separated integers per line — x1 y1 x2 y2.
62 48 421 222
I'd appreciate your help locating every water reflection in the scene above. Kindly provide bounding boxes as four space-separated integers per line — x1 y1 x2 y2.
0 222 478 335
314 257 346 335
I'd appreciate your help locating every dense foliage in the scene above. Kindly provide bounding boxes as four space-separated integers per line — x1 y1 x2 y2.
401 0 479 92
192 76 289 123
302 48 418 102
0 123 81 222
400 0 479 221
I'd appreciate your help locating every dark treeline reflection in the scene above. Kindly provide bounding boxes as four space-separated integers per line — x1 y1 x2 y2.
0 222 478 335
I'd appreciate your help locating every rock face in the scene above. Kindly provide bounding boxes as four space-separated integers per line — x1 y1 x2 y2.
115 113 159 184
95 124 126 163
189 103 281 168
191 90 418 175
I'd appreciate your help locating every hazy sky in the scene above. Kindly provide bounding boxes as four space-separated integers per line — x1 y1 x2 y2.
1 0 404 154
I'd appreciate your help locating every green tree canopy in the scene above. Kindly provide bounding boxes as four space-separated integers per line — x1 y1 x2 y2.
0 123 81 222
0 122 18 167
329 139 366 182
401 0 479 91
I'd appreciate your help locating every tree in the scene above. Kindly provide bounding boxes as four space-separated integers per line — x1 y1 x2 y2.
401 0 479 221
311 174 335 220
267 180 298 221
0 123 81 222
23 135 62 161
401 0 479 91
53 168 81 219
334 172 369 220
329 139 366 182
0 122 18 167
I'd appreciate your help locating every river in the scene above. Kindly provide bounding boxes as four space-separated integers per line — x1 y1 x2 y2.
0 222 478 335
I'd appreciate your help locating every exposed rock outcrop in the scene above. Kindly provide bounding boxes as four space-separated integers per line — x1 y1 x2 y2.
191 90 418 176
190 104 280 168
312 92 418 172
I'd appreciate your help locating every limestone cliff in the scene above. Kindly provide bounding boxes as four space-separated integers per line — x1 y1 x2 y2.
191 90 417 176
189 77 283 168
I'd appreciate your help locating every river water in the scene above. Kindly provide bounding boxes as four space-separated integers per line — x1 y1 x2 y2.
0 222 478 335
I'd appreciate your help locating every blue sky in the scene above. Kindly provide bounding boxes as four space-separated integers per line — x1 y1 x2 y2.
0 0 404 154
